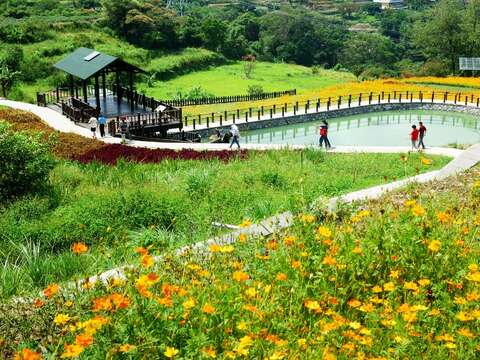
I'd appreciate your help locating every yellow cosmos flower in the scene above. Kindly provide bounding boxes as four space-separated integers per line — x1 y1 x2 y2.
53 314 71 326
389 270 400 279
232 271 249 282
411 204 426 216
300 214 315 224
119 344 136 353
202 303 216 314
372 286 382 293
304 300 321 311
457 328 474 338
245 287 257 298
383 282 395 292
404 199 417 207
237 321 248 331
183 298 196 310
202 347 217 358
348 321 361 329
418 279 431 287
61 344 84 358
404 281 418 291
456 311 474 322
164 346 179 358
427 240 441 252
317 226 332 238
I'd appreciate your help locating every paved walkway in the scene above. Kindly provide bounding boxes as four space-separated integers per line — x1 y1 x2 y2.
0 99 465 157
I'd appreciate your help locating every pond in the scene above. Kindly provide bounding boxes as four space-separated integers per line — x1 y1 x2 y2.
241 110 480 147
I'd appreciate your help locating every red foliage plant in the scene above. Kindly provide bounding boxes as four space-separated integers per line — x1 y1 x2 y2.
72 144 249 165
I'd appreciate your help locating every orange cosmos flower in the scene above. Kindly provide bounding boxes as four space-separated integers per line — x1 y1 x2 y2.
71 242 88 254
75 334 93 347
14 348 41 360
202 303 216 314
43 283 60 299
233 271 250 282
119 344 137 353
411 204 426 216
276 273 287 281
33 298 44 308
135 247 149 255
317 226 332 238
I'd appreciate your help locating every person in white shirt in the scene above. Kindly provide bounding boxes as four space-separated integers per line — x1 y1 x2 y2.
229 124 240 149
88 116 98 139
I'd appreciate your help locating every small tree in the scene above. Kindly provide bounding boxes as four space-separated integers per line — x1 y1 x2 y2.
0 122 55 202
0 64 19 97
242 54 256 79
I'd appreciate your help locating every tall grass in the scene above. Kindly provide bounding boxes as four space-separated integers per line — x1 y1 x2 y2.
0 151 450 299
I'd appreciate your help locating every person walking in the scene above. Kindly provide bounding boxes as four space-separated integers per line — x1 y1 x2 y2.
88 115 97 139
98 113 107 138
319 120 331 149
120 117 128 144
230 124 240 149
418 121 427 149
410 124 419 150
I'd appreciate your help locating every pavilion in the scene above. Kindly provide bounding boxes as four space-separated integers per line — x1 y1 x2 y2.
53 47 146 116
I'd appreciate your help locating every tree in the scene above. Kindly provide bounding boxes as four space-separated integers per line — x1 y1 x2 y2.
341 33 397 76
463 0 480 56
101 0 135 37
413 0 464 74
201 18 227 51
0 64 19 97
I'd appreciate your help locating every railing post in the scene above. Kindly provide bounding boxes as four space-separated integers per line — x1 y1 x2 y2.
193 118 196 130
245 112 248 122
282 107 285 117
294 106 296 115
399 93 402 103
198 114 201 125
348 95 352 108
184 116 188 127
316 101 319 112
271 108 274 118
388 94 391 103
432 92 435 103
327 98 331 111
337 96 341 109
261 106 264 116
220 115 223 126
393 91 397 100
273 104 276 114
56 87 60 102
207 117 209 128
359 93 362 106
369 92 372 104
381 91 384 100
233 114 236 124
257 110 260 120
378 94 381 104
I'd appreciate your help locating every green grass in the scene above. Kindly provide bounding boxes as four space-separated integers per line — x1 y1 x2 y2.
139 62 356 99
0 150 450 299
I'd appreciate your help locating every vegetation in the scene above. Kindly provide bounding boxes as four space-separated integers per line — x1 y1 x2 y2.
4 162 479 359
0 109 450 300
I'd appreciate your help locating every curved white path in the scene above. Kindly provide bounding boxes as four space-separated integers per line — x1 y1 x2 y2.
0 99 464 157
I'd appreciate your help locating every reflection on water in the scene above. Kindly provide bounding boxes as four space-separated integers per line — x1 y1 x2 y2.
243 111 480 147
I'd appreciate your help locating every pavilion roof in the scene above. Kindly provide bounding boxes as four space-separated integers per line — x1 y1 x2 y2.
54 47 144 80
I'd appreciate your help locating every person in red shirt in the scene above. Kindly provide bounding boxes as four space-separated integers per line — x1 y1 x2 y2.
418 121 427 149
410 124 419 150
319 120 331 149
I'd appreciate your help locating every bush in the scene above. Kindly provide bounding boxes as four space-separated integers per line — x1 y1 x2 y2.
0 122 55 202
247 84 264 96
419 59 450 77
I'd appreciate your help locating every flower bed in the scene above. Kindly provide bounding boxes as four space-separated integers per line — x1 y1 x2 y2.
73 144 249 165
6 167 480 359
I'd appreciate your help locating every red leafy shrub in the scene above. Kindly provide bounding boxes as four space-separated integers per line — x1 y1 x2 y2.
72 144 249 165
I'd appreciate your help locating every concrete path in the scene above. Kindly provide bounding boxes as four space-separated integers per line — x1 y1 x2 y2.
0 99 465 157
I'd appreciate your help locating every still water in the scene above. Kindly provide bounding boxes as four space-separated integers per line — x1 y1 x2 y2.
242 111 480 147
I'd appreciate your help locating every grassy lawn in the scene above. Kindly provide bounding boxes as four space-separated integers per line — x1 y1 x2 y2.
138 61 356 99
0 150 450 300
4 164 479 359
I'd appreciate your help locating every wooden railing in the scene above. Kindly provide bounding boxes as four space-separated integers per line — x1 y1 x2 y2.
61 100 99 123
160 89 297 107
180 90 480 129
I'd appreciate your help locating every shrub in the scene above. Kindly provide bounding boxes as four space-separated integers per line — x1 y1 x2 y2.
419 59 450 77
0 122 55 202
247 84 264 96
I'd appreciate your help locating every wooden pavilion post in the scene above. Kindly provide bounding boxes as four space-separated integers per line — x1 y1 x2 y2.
129 70 134 112
116 70 121 105
102 71 107 99
69 75 74 97
82 80 88 103
94 74 100 110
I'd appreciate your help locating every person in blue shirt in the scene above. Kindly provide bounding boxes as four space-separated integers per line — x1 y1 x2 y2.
98 113 107 138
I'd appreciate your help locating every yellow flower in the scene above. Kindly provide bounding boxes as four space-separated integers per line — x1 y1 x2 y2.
237 321 248 331
300 214 316 224
238 233 247 242
164 346 179 358
119 344 136 353
202 347 217 358
457 328 474 338
304 300 321 311
404 281 418 291
322 255 337 266
183 298 196 310
53 314 71 326
140 254 154 268
466 272 480 282
421 157 432 165
61 344 84 358
468 264 478 272
445 343 456 349
372 286 382 293
411 204 426 216
404 199 416 207
427 240 441 252
436 212 451 224
389 270 400 279
239 219 252 228
276 273 287 281
418 279 431 287
352 246 363 254
349 321 361 329
43 283 60 299
383 282 395 292
245 287 257 298
317 226 332 238
456 311 473 322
